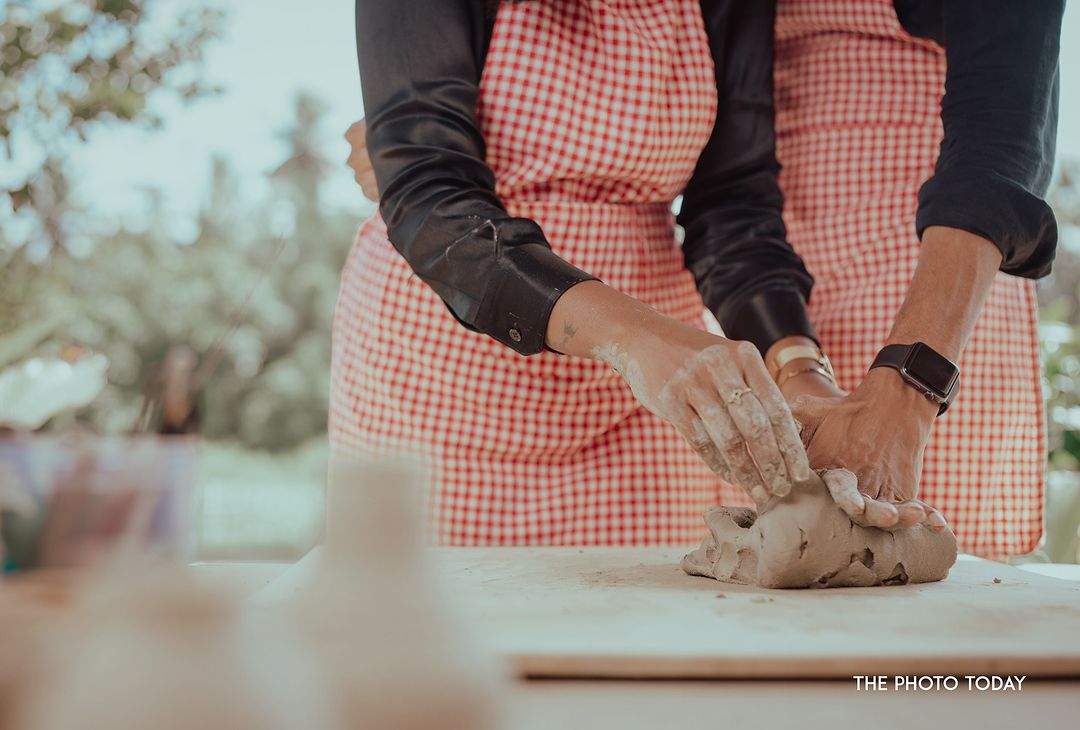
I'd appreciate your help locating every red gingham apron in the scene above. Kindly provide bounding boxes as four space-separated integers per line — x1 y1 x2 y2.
330 0 744 545
333 0 1044 556
775 0 1046 558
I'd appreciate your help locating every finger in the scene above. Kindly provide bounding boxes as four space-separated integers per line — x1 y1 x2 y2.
820 468 866 521
739 347 812 483
689 397 771 506
893 500 927 529
920 503 949 532
345 119 367 144
860 497 900 529
720 385 792 498
666 402 732 478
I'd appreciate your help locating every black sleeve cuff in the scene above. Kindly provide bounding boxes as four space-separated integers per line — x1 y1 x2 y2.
916 170 1058 280
475 242 599 355
716 286 819 356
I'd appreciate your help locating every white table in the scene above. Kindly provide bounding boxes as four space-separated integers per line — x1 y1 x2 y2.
193 548 1080 727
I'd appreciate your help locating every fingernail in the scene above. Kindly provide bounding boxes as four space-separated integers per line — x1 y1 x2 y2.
864 499 898 527
926 511 947 530
848 492 867 515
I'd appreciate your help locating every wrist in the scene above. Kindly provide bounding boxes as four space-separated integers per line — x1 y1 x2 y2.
764 336 819 375
779 368 844 400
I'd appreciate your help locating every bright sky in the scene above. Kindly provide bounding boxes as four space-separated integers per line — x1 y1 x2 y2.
72 0 1080 233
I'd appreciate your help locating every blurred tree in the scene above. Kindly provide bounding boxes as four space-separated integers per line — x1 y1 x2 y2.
0 0 358 453
9 93 355 450
0 0 222 253
1040 159 1080 563
1042 161 1080 471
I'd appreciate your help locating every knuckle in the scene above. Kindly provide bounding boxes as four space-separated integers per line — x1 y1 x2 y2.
717 436 746 459
735 341 757 359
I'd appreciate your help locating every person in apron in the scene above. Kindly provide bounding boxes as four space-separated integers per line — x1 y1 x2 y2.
774 0 1062 558
339 0 1062 556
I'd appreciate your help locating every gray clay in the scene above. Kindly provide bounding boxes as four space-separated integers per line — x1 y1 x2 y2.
682 474 958 589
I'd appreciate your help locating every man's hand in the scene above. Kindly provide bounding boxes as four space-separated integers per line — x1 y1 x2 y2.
791 368 948 531
787 226 1001 532
345 119 379 201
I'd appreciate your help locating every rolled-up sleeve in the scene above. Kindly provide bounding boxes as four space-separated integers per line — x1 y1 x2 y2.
677 0 817 355
355 0 596 355
910 0 1063 279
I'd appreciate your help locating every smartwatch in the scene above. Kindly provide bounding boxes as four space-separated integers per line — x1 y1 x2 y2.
868 343 959 416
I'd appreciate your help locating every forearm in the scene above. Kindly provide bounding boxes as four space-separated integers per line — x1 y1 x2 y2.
887 225 1003 362
545 280 665 362
856 225 1003 426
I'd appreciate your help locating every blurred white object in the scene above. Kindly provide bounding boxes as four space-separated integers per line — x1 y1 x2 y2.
0 434 196 571
11 564 341 730
286 453 506 730
2 454 505 730
0 354 109 430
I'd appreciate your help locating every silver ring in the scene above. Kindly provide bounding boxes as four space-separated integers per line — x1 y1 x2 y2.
724 387 752 405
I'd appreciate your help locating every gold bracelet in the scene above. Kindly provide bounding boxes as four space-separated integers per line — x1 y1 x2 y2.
768 344 837 386
777 365 834 390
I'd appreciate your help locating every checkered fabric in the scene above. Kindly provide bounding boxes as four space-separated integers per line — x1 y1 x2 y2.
775 0 1046 558
330 0 746 546
332 0 1045 556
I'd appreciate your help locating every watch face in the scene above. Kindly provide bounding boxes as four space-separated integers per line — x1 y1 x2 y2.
902 343 958 397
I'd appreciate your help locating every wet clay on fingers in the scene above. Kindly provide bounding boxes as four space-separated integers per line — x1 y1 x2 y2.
682 473 957 588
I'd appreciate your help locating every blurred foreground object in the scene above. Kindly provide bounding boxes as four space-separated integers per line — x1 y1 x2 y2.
286 454 505 729
0 353 108 430
0 434 195 572
0 455 505 730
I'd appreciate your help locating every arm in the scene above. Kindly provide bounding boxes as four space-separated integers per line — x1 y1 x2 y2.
356 0 595 355
677 0 817 357
906 0 1062 278
793 0 1064 530
355 0 811 502
679 0 842 403
546 0 820 501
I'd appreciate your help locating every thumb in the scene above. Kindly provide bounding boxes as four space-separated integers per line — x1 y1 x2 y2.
820 468 866 523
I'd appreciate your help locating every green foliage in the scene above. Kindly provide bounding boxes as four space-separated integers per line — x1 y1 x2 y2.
1042 163 1080 469
1 0 223 250
0 0 358 451
1041 162 1080 562
3 94 355 449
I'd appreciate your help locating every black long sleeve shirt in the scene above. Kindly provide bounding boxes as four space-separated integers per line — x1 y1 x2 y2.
355 0 1063 356
897 0 1063 278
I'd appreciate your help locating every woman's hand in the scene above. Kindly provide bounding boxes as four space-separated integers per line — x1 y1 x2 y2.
345 119 379 201
547 281 811 505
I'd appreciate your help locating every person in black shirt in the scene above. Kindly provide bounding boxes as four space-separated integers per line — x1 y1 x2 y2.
343 0 1062 549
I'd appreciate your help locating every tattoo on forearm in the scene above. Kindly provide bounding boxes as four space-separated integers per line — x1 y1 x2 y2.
553 321 578 351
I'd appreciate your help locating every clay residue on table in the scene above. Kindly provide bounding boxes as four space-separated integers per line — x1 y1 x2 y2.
682 474 957 589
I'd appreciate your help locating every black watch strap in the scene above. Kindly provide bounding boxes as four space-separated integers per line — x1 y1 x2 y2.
869 343 960 416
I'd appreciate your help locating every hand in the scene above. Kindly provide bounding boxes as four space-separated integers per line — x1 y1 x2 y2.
790 368 948 531
599 314 812 505
344 119 379 201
